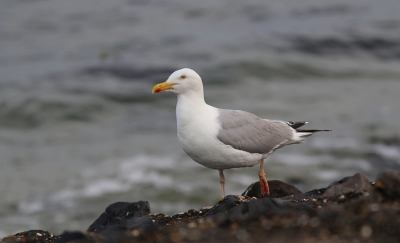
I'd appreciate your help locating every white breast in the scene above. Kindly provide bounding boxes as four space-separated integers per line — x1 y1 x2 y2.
176 99 262 170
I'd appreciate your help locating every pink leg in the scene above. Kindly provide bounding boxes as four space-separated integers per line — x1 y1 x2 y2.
259 159 270 196
219 169 226 198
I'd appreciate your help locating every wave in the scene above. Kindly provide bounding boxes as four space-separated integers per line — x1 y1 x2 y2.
17 154 181 214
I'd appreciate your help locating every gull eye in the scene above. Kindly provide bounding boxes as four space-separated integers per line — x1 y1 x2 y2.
180 74 186 80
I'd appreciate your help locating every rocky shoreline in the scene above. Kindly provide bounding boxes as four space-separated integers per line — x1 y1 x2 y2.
3 171 400 243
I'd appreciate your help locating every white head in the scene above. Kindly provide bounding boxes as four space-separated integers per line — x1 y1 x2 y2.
152 68 203 96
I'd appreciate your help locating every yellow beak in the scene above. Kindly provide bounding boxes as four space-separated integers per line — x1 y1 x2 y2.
152 82 175 94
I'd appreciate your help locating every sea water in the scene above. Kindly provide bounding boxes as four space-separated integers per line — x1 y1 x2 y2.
0 0 400 237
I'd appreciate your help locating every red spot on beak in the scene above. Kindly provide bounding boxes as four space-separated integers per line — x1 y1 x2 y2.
154 88 162 93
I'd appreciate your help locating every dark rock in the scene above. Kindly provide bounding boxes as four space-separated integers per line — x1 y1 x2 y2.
87 201 158 241
221 197 301 225
321 173 374 201
88 201 150 231
375 170 400 200
280 188 326 207
242 180 302 198
2 230 59 243
151 209 208 227
5 171 400 243
203 195 255 217
57 231 96 243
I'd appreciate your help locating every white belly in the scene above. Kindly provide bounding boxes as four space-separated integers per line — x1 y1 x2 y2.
179 137 262 170
176 104 262 170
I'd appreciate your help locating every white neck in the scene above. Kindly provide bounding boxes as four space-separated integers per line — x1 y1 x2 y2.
176 90 211 128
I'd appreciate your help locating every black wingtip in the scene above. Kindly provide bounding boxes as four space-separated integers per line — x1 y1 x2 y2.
296 129 332 133
286 121 308 129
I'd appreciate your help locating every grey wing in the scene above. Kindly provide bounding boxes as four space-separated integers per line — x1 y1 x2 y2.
216 109 295 154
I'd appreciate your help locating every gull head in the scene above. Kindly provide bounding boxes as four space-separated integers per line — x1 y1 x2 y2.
152 68 203 95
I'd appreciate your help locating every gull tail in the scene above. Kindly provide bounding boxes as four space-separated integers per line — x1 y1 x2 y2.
286 121 331 138
296 129 332 138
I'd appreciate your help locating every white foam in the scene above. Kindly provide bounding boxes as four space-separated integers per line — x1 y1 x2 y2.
18 200 46 214
315 170 342 181
17 154 182 215
370 144 400 161
81 179 131 197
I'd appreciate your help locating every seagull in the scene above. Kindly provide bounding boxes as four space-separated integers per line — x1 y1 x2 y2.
152 68 330 198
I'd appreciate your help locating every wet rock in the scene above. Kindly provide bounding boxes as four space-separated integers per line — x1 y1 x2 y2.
203 195 255 217
280 188 326 207
220 197 301 225
87 201 158 241
4 171 400 243
57 231 96 243
375 170 400 200
151 208 207 227
321 172 374 201
2 230 59 243
242 180 302 198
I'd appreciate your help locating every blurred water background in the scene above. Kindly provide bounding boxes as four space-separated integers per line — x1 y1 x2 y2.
1 0 400 237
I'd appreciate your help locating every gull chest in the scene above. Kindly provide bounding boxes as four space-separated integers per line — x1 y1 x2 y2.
176 104 224 164
176 104 262 169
